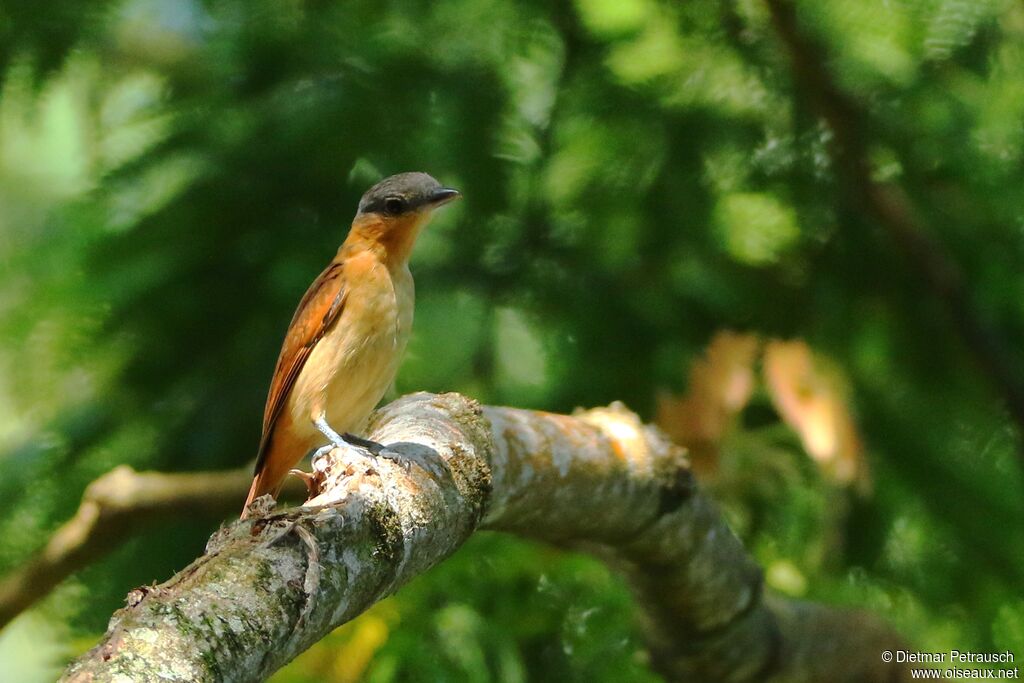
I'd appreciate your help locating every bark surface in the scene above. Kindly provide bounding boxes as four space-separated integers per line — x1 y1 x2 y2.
63 392 908 682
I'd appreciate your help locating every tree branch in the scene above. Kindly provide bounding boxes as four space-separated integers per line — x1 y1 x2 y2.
763 0 1024 443
0 467 307 629
61 392 909 683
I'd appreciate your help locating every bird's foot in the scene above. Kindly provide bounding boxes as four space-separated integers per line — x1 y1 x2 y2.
309 438 377 476
309 442 345 478
311 443 337 460
308 432 405 477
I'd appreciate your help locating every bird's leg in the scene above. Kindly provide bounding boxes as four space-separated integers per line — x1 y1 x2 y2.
314 414 348 448
300 414 353 477
308 414 382 472
308 413 355 460
309 415 403 471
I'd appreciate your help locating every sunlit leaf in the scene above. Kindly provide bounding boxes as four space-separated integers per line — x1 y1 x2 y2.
763 340 869 490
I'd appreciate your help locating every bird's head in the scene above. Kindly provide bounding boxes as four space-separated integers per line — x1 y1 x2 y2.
350 172 460 264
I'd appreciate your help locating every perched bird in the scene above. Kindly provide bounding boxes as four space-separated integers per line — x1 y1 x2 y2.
242 172 460 517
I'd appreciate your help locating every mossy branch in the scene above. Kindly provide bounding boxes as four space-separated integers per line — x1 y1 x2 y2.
61 392 909 682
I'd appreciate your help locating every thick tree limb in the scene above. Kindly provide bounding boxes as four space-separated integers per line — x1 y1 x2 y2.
61 392 908 682
764 0 1024 443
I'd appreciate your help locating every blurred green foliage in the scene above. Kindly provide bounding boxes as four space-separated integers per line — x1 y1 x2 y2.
0 0 1022 679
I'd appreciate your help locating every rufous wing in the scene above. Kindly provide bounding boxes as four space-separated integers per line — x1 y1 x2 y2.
252 258 348 478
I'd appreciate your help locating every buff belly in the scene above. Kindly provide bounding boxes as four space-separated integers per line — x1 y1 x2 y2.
285 263 413 452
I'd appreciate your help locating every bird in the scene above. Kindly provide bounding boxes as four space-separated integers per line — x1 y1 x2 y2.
241 172 460 517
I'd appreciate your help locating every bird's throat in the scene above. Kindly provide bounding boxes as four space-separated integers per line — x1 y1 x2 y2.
347 212 429 270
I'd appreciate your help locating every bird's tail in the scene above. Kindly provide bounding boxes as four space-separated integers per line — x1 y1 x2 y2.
240 428 293 518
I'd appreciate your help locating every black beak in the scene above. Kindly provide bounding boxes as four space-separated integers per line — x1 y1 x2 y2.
427 187 461 207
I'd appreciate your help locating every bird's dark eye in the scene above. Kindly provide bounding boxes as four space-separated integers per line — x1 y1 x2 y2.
383 197 405 215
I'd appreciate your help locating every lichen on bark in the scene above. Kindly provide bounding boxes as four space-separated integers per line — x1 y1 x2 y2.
62 392 909 683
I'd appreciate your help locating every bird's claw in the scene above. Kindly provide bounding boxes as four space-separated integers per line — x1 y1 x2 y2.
309 434 407 475
311 444 336 460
